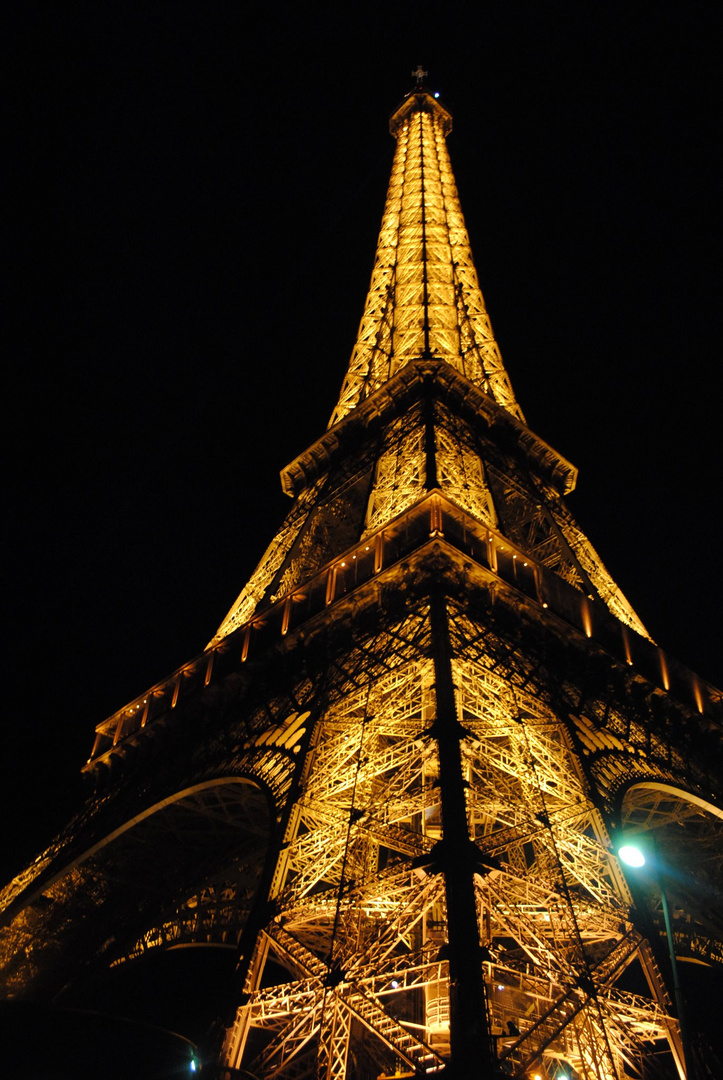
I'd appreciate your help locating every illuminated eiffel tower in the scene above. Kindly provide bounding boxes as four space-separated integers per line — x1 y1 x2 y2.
2 77 723 1080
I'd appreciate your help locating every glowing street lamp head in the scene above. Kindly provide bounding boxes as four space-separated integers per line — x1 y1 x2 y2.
619 843 646 868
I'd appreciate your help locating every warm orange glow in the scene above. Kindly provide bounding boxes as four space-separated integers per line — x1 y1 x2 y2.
374 533 384 573
658 649 670 691
281 597 291 636
325 566 336 604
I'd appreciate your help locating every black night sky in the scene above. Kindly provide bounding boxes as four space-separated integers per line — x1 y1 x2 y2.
5 0 722 892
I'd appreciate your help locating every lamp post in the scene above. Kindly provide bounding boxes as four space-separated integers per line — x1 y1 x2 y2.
618 838 695 1080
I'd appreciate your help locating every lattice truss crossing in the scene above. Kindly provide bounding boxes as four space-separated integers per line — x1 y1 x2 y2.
222 605 679 1080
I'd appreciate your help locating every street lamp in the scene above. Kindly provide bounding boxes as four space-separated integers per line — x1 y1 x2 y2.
618 844 645 868
618 838 694 1080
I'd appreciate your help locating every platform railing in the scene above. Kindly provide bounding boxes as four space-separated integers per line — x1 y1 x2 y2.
86 492 721 770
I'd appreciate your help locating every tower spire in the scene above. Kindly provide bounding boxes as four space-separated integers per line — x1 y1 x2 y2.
213 91 647 644
329 88 523 428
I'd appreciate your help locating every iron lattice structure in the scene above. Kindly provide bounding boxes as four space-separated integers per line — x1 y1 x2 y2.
2 88 723 1080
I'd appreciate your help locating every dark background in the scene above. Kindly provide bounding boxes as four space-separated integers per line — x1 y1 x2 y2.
5 1 721 886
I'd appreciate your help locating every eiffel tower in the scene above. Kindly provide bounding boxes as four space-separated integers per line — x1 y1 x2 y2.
2 78 723 1080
